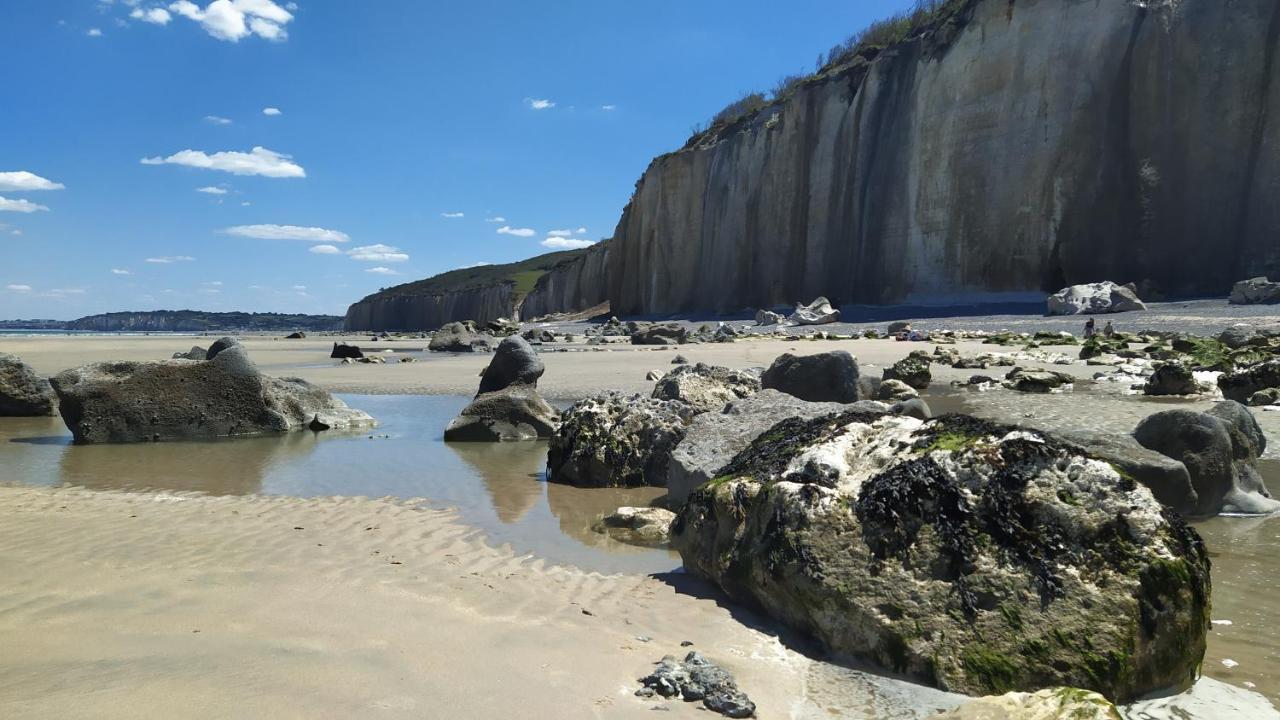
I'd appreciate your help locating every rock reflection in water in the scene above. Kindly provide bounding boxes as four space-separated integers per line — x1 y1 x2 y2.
544 478 670 555
445 440 545 524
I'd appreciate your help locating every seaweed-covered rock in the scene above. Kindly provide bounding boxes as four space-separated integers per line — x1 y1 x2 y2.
1004 368 1074 393
0 353 56 416
631 323 689 345
1218 359 1280 403
1248 388 1280 407
882 352 931 390
477 335 544 395
592 506 676 546
1055 431 1198 517
1144 363 1199 396
651 363 760 413
936 687 1120 720
637 652 755 718
672 413 1210 702
50 346 373 443
547 392 696 487
443 385 559 441
761 351 863 403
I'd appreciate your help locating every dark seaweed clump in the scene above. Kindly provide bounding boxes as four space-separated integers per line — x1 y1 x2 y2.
716 409 885 481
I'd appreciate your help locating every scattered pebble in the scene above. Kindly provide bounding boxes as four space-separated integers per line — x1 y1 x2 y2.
1222 659 1239 668
1212 619 1234 626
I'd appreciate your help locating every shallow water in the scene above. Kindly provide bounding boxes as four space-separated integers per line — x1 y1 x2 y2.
0 394 676 576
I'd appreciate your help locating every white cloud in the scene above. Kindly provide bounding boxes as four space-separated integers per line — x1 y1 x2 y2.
541 237 596 250
145 255 195 263
87 28 103 36
262 106 281 116
42 288 86 298
0 171 65 192
204 115 232 125
462 262 492 268
576 227 587 234
601 105 616 111
347 244 408 262
291 284 306 291
223 224 349 242
111 268 132 275
0 197 49 213
196 185 227 195
526 98 555 110
547 229 572 237
240 201 251 206
11 230 21 236
441 211 464 218
496 225 535 238
6 284 31 292
484 216 505 223
308 244 340 254
141 146 305 178
130 7 172 24
203 280 223 286
168 0 293 43
365 266 398 276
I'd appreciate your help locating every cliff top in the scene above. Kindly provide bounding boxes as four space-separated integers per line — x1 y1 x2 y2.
352 245 601 302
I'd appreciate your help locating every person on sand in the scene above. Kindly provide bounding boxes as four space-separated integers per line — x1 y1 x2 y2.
1104 321 1115 338
1084 318 1096 339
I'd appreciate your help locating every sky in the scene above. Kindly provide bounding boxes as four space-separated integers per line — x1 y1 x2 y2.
0 0 918 320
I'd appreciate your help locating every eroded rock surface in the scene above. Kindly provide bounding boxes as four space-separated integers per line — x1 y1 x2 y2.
547 392 696 487
651 363 760 413
0 353 56 416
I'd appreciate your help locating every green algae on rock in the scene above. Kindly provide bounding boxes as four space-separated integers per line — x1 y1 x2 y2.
670 413 1210 702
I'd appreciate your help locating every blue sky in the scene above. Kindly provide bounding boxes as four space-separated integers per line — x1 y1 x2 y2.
1 0 916 319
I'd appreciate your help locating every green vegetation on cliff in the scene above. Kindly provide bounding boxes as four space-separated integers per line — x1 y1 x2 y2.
358 247 592 301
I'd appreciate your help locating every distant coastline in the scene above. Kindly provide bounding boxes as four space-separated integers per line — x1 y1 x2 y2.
0 310 343 333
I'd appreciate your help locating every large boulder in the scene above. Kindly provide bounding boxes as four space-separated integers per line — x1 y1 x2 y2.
547 392 696 487
1004 367 1075 393
788 296 841 325
205 336 242 360
666 390 875 505
1046 282 1147 315
330 342 363 359
1218 359 1280 402
429 322 495 352
882 351 932 390
1133 404 1279 516
1143 363 1199 396
0 353 56 416
651 363 760 413
477 336 544 395
631 323 689 345
443 385 560 441
672 413 1210 702
591 506 677 546
1228 277 1280 305
1055 431 1198 516
49 346 373 443
755 309 785 326
761 351 863 403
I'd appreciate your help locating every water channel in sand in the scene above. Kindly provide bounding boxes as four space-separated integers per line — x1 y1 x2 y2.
0 391 1276 702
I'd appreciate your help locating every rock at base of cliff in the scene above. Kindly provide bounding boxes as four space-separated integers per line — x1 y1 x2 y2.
592 506 676 546
651 363 761 413
1046 282 1147 315
760 351 864 403
50 346 373 443
477 335 544 395
755 309 785 326
0 353 57 416
1228 277 1280 305
788 296 840 325
429 322 496 352
547 392 695 487
443 385 560 441
632 323 689 345
672 413 1210 702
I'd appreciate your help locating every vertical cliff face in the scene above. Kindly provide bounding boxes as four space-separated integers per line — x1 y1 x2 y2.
520 241 610 318
343 284 516 332
607 0 1280 315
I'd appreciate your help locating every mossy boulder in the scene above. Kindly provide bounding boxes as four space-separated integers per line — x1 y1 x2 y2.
651 363 761 413
671 413 1210 702
546 392 696 487
883 351 932 390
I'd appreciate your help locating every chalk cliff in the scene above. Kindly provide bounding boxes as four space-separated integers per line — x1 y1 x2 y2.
520 241 610 319
607 0 1280 314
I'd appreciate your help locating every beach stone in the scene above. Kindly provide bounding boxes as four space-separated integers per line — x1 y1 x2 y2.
0 353 56 416
1056 431 1198 516
712 324 739 343
477 335 544 395
788 296 840 325
666 390 878 505
1228 277 1280 305
1004 367 1074 393
936 687 1120 720
889 397 931 420
330 342 363 359
632 324 689 345
1218 359 1280 403
882 352 931 390
443 385 559 441
1248 388 1280 406
672 354 689 365
591 506 676 546
521 328 556 344
1046 281 1147 315
953 355 989 370
876 379 918 402
1144 363 1199 396
172 345 207 360
1218 326 1257 349
547 392 696 487
673 413 1211 702
285 331 306 339
887 321 912 335
429 322 495 352
761 351 863 403
205 336 242 360
50 346 373 443
755 309 785 326
651 363 760 413
637 652 755 718
486 317 519 336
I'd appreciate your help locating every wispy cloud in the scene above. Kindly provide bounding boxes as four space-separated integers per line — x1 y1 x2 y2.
547 229 573 237
223 224 349 242
130 7 172 24
541 237 595 250
141 146 305 178
0 197 49 213
0 171 65 192
168 0 293 42
111 268 132 275
263 107 281 116
526 98 555 110
366 266 398 276
196 185 227 195
347 244 408 262
87 28 103 37
308 244 341 254
145 255 195 264
484 216 505 223
204 115 232 125
576 227 587 234
441 211 464 218
497 225 535 238
601 105 617 111
5 284 31 292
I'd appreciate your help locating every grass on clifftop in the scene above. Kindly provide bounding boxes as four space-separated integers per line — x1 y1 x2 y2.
355 246 596 302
